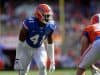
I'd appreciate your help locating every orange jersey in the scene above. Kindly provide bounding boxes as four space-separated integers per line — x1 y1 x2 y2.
83 23 100 43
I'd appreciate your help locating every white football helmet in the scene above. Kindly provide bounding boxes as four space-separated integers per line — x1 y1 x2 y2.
90 13 100 24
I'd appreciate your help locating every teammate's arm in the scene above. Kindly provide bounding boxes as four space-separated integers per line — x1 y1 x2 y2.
80 35 89 55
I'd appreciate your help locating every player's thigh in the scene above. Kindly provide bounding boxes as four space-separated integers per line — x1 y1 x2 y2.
79 40 100 68
33 45 47 68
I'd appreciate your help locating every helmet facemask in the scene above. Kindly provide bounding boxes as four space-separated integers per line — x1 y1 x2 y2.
42 12 53 24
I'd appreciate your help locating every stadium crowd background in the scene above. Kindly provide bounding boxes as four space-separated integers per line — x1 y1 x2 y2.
0 0 100 70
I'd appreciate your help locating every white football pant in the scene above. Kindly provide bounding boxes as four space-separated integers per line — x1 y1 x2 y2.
79 39 100 69
14 41 47 75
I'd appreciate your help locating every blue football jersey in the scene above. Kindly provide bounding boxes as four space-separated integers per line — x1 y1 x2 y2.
23 17 56 48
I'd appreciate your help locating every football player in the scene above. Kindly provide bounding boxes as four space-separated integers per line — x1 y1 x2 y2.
14 4 56 75
76 13 100 75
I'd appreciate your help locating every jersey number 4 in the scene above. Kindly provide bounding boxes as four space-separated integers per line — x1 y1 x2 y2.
30 34 45 45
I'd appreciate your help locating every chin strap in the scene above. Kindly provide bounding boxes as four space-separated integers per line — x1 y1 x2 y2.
47 43 55 64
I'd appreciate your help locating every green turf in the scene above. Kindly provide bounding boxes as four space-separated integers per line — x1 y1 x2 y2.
0 69 92 75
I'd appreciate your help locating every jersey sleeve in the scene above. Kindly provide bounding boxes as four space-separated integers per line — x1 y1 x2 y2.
23 19 29 30
83 27 89 38
82 25 92 41
48 21 56 33
23 18 33 30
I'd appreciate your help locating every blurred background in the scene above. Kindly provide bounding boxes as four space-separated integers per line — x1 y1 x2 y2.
0 0 100 71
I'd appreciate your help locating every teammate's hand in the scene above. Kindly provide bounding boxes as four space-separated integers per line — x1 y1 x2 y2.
49 63 55 72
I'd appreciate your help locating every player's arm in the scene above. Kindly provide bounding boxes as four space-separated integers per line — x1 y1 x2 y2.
80 35 89 55
47 32 53 44
17 26 28 47
47 31 55 72
47 31 55 63
14 24 29 70
19 26 28 42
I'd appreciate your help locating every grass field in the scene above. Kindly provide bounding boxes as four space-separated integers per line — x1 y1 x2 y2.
0 69 92 75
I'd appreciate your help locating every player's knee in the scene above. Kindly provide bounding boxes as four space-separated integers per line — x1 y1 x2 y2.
14 59 23 70
40 65 46 70
19 70 28 75
14 64 28 75
38 63 46 70
78 63 88 70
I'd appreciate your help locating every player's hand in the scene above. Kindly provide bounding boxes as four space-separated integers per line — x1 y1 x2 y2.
49 63 55 72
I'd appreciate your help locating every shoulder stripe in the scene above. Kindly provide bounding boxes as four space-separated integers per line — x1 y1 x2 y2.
23 21 29 30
